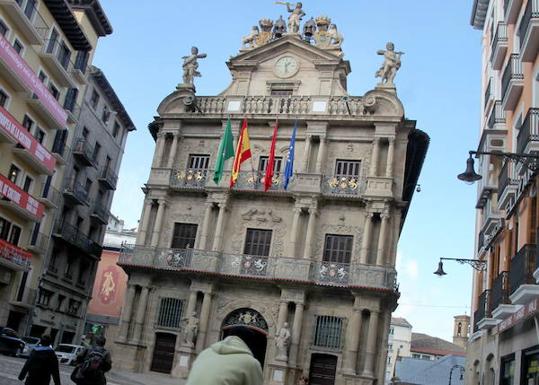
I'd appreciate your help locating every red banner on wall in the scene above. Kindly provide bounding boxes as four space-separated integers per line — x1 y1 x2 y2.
0 106 56 173
0 239 31 268
0 34 67 128
0 173 44 219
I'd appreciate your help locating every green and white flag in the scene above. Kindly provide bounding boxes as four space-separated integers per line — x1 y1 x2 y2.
213 118 235 184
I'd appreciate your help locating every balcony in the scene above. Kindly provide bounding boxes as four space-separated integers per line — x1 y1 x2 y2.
491 22 509 70
63 177 89 206
0 0 48 45
53 221 102 257
233 172 287 193
63 95 81 124
474 289 498 330
72 138 95 167
98 166 118 190
516 108 539 156
0 239 31 271
481 199 504 241
51 130 68 164
27 232 49 255
505 0 523 24
519 0 539 61
484 78 493 110
170 168 210 190
0 173 44 221
39 39 75 88
487 101 506 130
321 175 365 198
497 161 518 210
509 243 539 304
118 245 397 291
37 182 60 208
90 201 109 225
491 271 519 319
501 54 524 111
477 230 485 252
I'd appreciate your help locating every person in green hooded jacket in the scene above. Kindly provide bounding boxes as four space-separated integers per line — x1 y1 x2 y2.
186 326 263 385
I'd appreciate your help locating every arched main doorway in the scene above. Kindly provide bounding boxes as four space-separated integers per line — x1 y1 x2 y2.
221 308 268 366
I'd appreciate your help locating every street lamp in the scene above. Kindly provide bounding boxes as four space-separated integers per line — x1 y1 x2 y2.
457 150 539 184
433 257 487 276
448 364 465 385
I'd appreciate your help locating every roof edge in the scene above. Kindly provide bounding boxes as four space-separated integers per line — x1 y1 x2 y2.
42 0 91 50
68 0 113 36
470 0 490 29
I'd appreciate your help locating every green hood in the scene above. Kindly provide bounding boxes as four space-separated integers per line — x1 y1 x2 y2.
210 336 253 356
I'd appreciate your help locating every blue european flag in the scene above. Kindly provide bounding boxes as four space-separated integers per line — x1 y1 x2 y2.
283 122 297 190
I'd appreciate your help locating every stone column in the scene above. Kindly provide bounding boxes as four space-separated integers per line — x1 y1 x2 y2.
362 309 380 377
150 199 166 247
167 133 181 169
385 138 395 177
185 290 198 318
131 286 150 344
369 138 380 176
152 132 166 168
376 213 390 266
212 202 227 251
342 297 363 375
302 135 312 172
289 302 304 366
276 300 289 330
390 210 402 267
303 207 318 259
289 207 302 257
315 137 327 173
196 291 213 352
196 202 213 249
136 200 152 245
118 284 136 342
359 213 373 264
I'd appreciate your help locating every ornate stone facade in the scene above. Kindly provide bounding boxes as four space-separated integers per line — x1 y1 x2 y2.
112 12 428 385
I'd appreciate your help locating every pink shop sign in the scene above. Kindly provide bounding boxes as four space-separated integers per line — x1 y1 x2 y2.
0 35 67 127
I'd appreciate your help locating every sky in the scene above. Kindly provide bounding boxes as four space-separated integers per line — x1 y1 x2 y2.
93 0 481 342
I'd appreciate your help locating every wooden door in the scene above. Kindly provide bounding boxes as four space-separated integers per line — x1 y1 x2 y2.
309 353 337 385
150 333 176 373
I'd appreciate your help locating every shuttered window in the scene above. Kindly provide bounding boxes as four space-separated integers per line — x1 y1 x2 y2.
323 234 353 264
244 228 272 256
313 315 344 349
188 154 210 170
157 298 184 329
335 160 361 178
171 223 197 249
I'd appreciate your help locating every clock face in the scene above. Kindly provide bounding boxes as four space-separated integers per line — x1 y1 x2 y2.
274 56 299 78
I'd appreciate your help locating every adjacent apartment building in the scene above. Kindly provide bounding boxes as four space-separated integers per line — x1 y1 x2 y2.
469 0 539 384
0 0 105 334
114 11 428 385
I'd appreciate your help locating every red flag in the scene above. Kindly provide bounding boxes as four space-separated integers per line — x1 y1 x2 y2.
264 119 279 192
230 119 252 187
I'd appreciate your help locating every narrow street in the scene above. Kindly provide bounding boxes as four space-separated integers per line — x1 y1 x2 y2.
0 354 183 385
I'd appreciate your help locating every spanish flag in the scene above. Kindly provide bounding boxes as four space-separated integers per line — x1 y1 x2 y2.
230 118 252 187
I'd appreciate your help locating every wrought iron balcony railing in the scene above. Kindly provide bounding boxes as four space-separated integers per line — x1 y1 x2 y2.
119 245 397 291
474 289 492 331
98 166 118 190
72 138 95 167
63 177 89 206
491 271 510 309
484 78 492 108
54 221 102 257
170 168 209 190
516 108 539 155
509 243 538 295
498 160 518 199
519 0 539 51
487 101 506 129
501 54 523 102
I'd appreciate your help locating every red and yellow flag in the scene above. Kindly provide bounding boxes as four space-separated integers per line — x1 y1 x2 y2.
230 119 252 187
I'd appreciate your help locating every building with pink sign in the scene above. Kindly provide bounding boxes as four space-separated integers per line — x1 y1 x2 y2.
0 0 134 347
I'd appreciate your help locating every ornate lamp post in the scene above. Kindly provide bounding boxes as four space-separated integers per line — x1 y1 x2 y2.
433 258 486 276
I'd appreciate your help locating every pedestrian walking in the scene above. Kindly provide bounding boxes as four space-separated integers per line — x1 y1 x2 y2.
18 334 61 385
186 326 263 385
71 335 112 385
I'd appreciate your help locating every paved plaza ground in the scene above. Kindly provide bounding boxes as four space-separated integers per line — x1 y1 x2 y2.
0 354 185 385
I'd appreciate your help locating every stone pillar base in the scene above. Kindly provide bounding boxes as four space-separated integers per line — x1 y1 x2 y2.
171 345 197 379
112 340 147 372
268 362 292 385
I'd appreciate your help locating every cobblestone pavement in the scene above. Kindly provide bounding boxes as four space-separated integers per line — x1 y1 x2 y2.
0 354 185 385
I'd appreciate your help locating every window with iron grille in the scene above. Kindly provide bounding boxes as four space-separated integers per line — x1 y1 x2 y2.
313 315 344 349
157 297 184 328
323 234 353 264
187 154 210 170
334 159 361 178
171 223 197 249
244 228 272 256
258 156 283 175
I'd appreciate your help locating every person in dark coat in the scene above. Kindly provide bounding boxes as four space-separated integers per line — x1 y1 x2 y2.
73 335 112 385
18 334 61 385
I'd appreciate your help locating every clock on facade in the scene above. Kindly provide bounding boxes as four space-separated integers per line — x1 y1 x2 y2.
274 56 299 78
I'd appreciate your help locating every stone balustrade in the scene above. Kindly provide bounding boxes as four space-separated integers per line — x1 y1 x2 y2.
119 245 397 291
191 95 373 117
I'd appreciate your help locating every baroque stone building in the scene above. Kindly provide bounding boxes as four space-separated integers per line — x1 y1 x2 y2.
115 12 428 385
